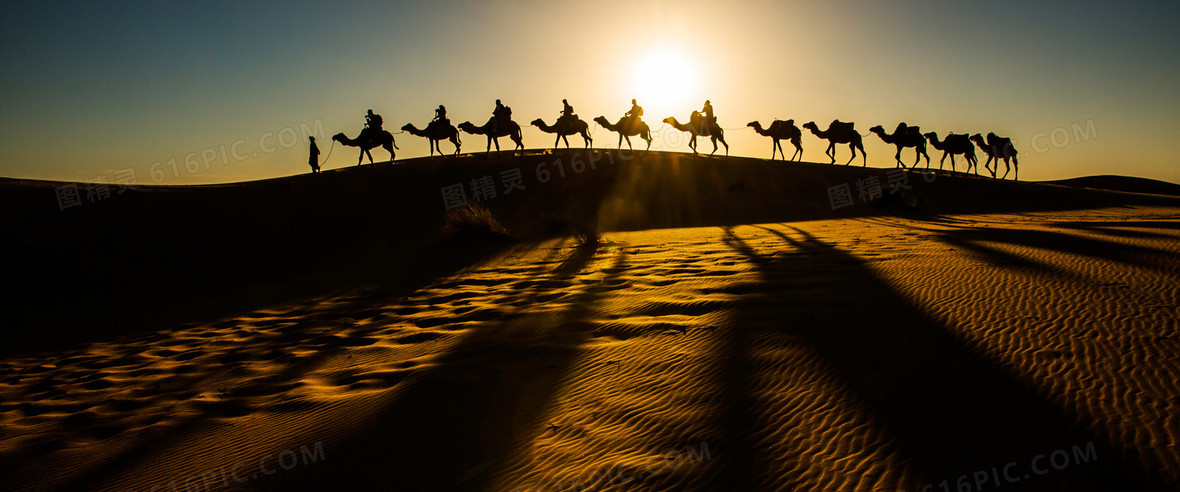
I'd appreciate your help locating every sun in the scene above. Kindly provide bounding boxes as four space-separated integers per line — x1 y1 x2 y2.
626 49 703 118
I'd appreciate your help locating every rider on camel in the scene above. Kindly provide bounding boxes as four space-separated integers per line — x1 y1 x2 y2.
432 105 448 129
699 100 714 136
625 99 643 128
560 99 575 122
492 99 511 133
364 109 383 137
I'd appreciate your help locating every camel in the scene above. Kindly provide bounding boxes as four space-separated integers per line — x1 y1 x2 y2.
458 118 524 157
869 123 930 169
531 117 592 149
593 116 652 151
968 134 999 178
332 129 398 166
969 133 1020 180
802 120 867 166
662 112 729 155
401 121 461 157
747 120 802 161
924 132 977 174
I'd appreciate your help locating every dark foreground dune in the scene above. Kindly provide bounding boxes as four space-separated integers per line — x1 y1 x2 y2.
1 151 1179 491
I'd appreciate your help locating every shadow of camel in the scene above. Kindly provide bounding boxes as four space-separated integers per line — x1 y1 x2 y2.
261 239 625 490
706 224 1170 490
18 237 521 491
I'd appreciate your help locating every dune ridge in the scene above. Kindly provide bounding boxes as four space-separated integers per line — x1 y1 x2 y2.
2 153 1179 490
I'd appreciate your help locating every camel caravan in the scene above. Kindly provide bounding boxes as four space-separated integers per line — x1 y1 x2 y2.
327 101 1020 180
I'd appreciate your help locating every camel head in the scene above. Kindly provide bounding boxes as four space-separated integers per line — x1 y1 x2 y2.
923 131 940 142
457 121 475 133
593 116 610 127
530 118 544 127
969 133 985 144
746 121 760 130
868 125 885 135
401 123 415 132
332 133 347 143
802 121 819 132
662 116 677 125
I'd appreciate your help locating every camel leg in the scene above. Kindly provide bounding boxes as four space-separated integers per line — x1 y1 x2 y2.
365 149 375 165
894 147 904 168
623 135 633 150
356 150 363 166
771 140 779 160
845 144 856 166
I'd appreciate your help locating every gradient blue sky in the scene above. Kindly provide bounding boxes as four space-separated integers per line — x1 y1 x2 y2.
2 0 1177 184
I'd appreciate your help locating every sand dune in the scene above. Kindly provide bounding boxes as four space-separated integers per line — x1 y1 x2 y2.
2 152 1179 491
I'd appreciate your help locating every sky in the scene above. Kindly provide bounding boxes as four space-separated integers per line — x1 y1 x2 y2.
1 0 1178 185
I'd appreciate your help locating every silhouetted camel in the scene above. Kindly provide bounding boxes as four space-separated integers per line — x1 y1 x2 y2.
332 130 397 166
924 132 977 174
458 118 524 157
969 133 1020 180
593 116 652 151
802 120 867 166
531 118 592 149
747 120 802 161
663 113 729 155
401 122 461 157
869 123 930 169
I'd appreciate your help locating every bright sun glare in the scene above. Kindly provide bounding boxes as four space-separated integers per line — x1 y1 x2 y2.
627 49 702 118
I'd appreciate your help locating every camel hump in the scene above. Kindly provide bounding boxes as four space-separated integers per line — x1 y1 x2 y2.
906 125 922 137
829 119 855 132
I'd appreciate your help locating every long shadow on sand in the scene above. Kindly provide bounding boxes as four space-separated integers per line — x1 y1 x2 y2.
16 237 521 491
710 225 1170 491
263 239 626 490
